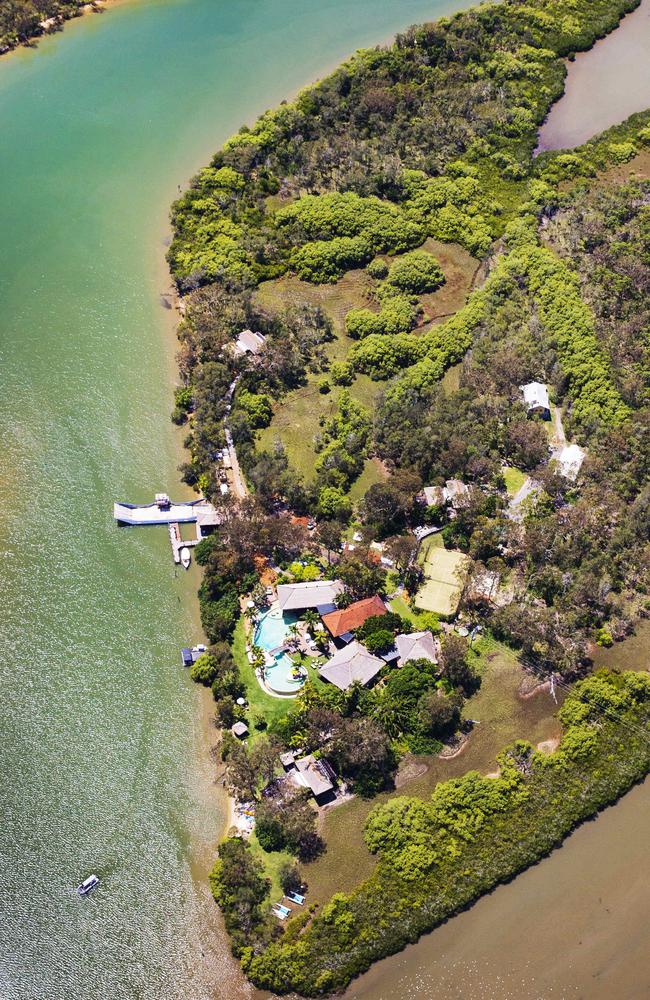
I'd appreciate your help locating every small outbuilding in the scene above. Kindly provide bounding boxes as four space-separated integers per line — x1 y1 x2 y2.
196 503 220 538
294 754 337 804
231 721 249 740
557 444 586 481
521 382 551 420
280 750 296 771
234 329 266 355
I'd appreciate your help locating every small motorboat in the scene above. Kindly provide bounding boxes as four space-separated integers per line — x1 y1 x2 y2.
77 874 99 897
180 546 191 569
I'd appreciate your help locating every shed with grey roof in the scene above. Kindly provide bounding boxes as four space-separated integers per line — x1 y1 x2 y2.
277 579 343 612
294 754 336 803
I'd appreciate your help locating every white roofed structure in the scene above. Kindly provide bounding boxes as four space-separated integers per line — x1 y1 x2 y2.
423 485 445 507
557 444 586 481
277 579 343 612
521 382 551 418
319 640 384 690
395 631 439 667
234 329 266 355
444 479 470 508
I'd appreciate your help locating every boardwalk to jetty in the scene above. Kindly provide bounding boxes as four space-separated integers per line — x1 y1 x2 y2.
114 498 219 563
113 498 215 526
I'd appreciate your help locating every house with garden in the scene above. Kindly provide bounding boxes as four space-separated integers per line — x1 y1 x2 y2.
319 640 385 691
321 594 387 644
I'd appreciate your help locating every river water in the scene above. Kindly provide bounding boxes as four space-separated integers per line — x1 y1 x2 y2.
2 2 649 999
537 0 650 150
0 1 474 998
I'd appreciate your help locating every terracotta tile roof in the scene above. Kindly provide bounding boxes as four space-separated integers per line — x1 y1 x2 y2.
321 595 386 638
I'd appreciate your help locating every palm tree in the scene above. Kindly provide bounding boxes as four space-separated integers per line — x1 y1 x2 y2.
302 609 320 637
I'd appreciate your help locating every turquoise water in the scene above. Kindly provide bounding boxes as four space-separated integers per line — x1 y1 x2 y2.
254 608 304 695
0 0 476 997
254 607 295 651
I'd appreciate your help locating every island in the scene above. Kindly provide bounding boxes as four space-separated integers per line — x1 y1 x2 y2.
166 0 650 993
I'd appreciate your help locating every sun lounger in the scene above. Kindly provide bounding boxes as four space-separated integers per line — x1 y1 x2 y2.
272 903 291 919
286 891 305 905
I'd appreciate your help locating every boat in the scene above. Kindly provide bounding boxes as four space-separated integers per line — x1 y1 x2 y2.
77 874 99 896
180 546 191 569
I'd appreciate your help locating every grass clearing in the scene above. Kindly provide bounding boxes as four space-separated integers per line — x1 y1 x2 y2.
248 831 295 901
502 465 527 497
256 371 383 485
388 593 419 624
254 242 478 490
416 238 481 325
302 636 562 904
348 457 388 502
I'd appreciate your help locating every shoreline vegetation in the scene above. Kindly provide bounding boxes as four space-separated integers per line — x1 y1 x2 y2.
166 0 650 994
0 0 110 58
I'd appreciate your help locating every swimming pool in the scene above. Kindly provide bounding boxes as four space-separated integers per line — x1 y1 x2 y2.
254 606 306 696
254 605 295 651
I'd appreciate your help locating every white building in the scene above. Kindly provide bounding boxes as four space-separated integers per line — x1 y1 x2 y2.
557 444 586 481
234 329 266 355
395 631 439 667
276 579 343 613
521 382 551 420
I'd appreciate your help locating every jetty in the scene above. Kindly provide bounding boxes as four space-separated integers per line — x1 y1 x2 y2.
113 494 220 563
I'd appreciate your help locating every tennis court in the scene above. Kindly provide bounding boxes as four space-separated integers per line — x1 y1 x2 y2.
415 539 469 617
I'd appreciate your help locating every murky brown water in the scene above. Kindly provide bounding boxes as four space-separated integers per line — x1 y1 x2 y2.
347 778 650 1000
537 0 650 151
342 626 650 1000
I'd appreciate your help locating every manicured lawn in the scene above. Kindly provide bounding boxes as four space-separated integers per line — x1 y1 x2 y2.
248 831 295 901
502 465 527 497
388 593 419 624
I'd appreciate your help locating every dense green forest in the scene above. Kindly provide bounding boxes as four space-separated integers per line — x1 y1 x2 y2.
0 0 88 52
170 0 650 992
172 0 649 675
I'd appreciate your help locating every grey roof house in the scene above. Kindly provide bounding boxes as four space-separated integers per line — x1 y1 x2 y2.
294 754 336 803
319 640 384 690
395 630 439 667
